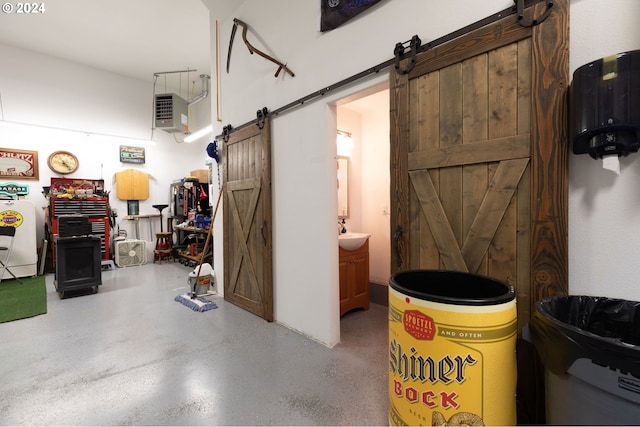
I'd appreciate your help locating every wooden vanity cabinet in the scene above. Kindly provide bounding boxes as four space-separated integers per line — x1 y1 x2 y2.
339 240 370 316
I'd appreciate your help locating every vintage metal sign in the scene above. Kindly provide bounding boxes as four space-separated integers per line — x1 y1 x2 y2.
120 145 145 164
0 182 29 197
0 210 23 227
0 148 39 180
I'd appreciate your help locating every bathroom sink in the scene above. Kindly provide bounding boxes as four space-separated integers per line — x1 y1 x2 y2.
338 232 371 251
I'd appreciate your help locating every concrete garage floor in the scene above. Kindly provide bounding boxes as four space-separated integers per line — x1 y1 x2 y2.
0 262 389 425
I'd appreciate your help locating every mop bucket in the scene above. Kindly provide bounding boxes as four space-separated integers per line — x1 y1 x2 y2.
188 263 214 295
389 270 517 426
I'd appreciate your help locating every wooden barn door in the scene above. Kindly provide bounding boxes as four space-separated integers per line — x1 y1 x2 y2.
390 1 568 422
222 120 273 321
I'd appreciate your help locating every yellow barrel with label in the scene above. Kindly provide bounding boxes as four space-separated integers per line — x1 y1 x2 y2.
389 270 517 426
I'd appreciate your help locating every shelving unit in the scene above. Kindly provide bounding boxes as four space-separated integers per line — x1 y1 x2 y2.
168 176 212 267
173 225 212 266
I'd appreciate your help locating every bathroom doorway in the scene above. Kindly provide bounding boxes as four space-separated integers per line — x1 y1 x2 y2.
336 84 391 318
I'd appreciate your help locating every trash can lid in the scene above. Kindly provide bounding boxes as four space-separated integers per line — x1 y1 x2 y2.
389 269 515 306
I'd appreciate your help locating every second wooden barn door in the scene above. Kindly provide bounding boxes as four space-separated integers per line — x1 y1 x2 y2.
222 119 273 321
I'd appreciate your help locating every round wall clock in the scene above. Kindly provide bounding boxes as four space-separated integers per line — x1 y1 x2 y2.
47 151 79 174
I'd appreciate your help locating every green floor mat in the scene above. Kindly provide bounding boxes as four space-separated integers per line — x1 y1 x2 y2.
0 275 47 323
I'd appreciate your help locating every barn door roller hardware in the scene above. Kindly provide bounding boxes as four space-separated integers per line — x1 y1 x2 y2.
256 107 268 129
394 35 421 75
227 18 295 78
222 124 233 142
515 0 553 27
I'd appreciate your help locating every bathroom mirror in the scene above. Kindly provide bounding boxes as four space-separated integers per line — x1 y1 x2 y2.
337 156 349 218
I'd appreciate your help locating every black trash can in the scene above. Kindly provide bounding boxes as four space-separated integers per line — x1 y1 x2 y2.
528 295 640 425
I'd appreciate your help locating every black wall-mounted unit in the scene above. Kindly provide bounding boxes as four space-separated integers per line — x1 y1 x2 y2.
570 50 640 159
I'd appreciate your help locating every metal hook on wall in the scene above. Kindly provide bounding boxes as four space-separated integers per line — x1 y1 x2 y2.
515 0 554 27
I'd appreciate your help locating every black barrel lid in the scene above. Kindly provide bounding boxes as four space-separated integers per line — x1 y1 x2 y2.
390 269 515 306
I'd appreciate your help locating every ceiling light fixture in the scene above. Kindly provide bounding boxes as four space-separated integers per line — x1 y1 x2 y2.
184 124 213 143
337 129 354 156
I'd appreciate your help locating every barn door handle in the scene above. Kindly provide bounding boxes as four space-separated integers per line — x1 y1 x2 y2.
260 221 267 245
393 225 403 267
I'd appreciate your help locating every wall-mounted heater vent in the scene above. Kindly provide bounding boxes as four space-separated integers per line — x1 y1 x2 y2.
154 93 188 133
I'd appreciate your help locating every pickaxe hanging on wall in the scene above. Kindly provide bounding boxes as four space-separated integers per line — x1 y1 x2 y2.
226 18 295 78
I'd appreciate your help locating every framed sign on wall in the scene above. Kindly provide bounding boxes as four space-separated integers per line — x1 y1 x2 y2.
0 148 39 180
120 145 145 164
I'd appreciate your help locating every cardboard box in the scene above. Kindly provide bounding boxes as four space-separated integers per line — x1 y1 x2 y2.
189 169 209 183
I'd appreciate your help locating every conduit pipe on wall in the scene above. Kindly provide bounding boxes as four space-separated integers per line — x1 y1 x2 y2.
188 74 210 106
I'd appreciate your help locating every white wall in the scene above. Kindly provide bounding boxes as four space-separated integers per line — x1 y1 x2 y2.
360 93 391 286
206 0 640 347
0 43 212 251
568 1 640 300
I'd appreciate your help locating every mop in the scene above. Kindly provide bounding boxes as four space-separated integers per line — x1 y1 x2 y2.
174 292 217 312
175 186 222 312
